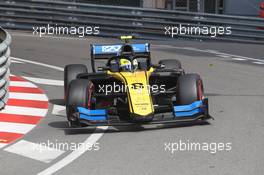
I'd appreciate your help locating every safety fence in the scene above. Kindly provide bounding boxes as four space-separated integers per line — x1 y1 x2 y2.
0 0 263 43
0 27 11 109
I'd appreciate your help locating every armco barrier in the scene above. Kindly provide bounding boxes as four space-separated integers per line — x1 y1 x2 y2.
0 0 263 43
0 27 11 109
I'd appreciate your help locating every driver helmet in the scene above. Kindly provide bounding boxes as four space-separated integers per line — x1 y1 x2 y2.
119 58 138 72
120 58 132 71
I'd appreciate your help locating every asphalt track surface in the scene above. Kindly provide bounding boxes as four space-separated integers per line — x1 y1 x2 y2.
0 31 264 175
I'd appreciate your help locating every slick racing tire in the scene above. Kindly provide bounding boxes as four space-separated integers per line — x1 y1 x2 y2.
66 79 92 127
177 73 204 105
159 59 182 70
64 64 87 100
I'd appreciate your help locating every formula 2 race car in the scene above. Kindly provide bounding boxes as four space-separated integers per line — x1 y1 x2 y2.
64 36 210 127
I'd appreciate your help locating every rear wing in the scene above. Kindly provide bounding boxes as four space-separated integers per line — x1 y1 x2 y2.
90 43 150 72
91 43 150 59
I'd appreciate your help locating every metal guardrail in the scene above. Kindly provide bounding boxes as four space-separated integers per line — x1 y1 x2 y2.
0 0 264 43
0 27 11 109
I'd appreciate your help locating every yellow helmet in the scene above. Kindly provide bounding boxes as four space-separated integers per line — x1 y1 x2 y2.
120 58 132 71
119 58 138 71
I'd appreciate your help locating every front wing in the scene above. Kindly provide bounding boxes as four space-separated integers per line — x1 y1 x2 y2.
74 98 211 126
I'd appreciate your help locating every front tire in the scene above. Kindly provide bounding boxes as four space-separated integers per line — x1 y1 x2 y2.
64 64 87 99
66 79 92 127
177 73 204 105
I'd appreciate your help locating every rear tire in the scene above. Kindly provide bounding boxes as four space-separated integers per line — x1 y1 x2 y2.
159 59 182 69
177 74 204 105
64 64 87 99
66 79 91 127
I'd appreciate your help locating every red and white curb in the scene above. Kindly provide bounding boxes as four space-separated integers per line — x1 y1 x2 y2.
0 75 49 149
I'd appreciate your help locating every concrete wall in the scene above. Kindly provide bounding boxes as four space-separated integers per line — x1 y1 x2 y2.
223 0 262 16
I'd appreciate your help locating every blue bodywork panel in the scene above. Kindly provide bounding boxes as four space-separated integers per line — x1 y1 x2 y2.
92 43 150 55
173 100 204 117
78 107 107 121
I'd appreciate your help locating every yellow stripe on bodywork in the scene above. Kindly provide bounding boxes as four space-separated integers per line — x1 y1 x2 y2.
107 68 154 116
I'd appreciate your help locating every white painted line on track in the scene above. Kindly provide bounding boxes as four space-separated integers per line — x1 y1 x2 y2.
215 53 264 63
37 126 108 175
0 106 47 117
204 49 220 54
217 55 230 58
11 60 24 64
253 62 264 65
23 76 63 86
0 143 8 149
182 47 200 51
11 57 64 71
9 92 48 101
231 58 247 61
52 105 66 116
0 122 36 134
10 81 38 88
4 140 65 163
156 44 264 63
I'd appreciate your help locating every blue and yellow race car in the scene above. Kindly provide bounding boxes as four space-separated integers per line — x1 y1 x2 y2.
64 36 210 127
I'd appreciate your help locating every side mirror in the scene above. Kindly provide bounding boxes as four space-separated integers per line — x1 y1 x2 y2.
159 64 165 69
152 64 165 69
97 67 109 71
